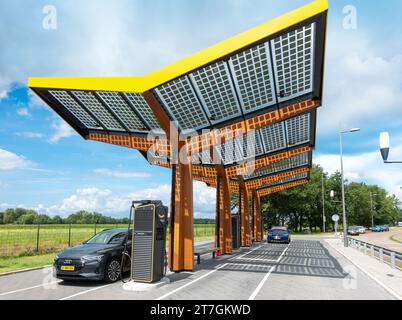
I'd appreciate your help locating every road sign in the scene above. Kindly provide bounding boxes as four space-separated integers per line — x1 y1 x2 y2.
332 214 339 222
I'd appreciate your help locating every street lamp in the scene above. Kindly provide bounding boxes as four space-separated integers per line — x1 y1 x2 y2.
340 128 361 247
380 132 402 163
370 192 378 228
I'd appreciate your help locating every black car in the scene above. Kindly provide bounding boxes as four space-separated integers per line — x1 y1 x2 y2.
54 228 132 283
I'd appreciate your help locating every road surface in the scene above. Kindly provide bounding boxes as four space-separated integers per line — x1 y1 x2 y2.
0 238 395 300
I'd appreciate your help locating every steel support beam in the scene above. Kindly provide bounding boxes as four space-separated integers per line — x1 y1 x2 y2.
168 148 195 272
238 178 252 247
215 165 233 255
253 190 263 242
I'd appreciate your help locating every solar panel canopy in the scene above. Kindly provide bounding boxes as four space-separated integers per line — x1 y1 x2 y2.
29 0 327 191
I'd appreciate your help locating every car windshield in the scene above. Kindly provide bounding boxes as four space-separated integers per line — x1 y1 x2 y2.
270 229 287 234
86 230 127 245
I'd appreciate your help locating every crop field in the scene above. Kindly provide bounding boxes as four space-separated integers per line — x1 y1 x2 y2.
0 224 215 257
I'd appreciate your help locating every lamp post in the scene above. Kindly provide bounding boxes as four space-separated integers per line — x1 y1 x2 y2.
322 172 326 233
380 132 402 163
340 128 361 247
370 192 378 228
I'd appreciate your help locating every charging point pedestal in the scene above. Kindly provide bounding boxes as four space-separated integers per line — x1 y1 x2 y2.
123 277 170 292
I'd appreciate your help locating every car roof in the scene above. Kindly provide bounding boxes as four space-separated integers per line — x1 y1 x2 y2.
270 227 287 230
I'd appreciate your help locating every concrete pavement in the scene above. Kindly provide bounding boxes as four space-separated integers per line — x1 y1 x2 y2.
0 238 396 300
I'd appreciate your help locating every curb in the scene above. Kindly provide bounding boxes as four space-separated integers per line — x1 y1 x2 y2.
390 235 402 244
325 240 402 300
0 265 52 277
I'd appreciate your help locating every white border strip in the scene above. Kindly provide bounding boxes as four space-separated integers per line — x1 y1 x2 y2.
0 280 62 297
326 240 402 301
155 263 229 300
248 246 289 300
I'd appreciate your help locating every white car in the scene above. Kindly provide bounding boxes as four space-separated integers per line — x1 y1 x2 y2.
356 226 366 234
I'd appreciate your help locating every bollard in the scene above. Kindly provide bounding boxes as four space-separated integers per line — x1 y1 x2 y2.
365 244 369 255
390 252 396 269
379 249 384 263
371 245 374 258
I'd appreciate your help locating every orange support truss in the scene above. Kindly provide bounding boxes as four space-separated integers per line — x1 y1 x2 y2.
215 165 233 254
257 179 309 198
168 155 195 272
245 167 310 190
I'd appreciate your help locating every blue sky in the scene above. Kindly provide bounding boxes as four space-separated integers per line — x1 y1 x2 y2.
1 0 402 217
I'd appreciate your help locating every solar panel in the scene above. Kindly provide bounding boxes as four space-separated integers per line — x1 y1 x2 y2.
48 90 100 129
259 122 287 153
272 158 292 173
97 92 147 132
190 61 242 124
71 91 124 131
154 76 210 131
243 152 310 180
291 153 309 168
236 131 264 160
216 139 242 165
229 41 276 114
123 92 161 130
259 172 308 189
286 113 310 147
272 23 315 102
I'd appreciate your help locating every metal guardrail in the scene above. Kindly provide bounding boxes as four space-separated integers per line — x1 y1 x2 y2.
347 237 402 270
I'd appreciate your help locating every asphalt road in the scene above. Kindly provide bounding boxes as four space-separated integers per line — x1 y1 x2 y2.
350 229 402 253
0 238 395 300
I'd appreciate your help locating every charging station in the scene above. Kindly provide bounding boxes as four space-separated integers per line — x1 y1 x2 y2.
129 200 168 284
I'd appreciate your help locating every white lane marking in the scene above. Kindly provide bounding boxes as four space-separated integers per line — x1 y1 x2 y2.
248 266 276 300
0 280 62 296
155 263 229 301
229 245 264 261
59 284 110 300
248 245 290 300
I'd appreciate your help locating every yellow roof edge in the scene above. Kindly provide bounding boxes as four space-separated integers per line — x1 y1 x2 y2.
28 76 147 93
28 0 328 93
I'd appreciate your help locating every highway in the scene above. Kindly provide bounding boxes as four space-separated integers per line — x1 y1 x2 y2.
0 238 396 300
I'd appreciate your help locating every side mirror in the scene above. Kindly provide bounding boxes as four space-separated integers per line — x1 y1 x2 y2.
82 240 87 244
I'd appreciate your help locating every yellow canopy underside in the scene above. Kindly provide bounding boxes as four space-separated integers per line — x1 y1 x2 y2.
28 0 328 93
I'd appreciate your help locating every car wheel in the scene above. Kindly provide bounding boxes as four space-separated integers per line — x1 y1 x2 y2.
104 258 121 283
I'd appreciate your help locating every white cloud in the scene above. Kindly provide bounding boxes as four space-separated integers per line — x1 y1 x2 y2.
16 181 216 218
94 168 151 179
17 108 30 117
319 31 402 135
48 119 76 143
16 132 45 139
315 140 402 200
0 148 34 170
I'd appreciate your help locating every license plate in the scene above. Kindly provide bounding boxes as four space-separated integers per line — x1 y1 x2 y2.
61 265 75 271
275 236 280 240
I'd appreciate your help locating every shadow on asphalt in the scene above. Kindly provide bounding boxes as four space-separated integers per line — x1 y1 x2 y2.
198 239 348 279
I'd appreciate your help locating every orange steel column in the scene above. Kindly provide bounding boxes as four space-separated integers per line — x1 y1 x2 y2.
239 179 252 247
144 92 194 272
215 165 232 255
169 148 194 272
253 190 263 242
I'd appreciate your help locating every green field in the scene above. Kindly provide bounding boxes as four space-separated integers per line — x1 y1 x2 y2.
0 224 215 258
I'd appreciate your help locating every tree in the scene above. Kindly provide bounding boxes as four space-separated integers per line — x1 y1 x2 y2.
18 213 38 224
0 212 4 224
261 165 400 233
51 215 63 224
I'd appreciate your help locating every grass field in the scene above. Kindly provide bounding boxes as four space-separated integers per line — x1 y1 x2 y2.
0 224 215 258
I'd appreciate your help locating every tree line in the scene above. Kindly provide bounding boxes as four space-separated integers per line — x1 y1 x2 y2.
261 165 402 232
0 209 130 225
0 208 216 226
